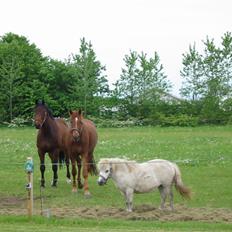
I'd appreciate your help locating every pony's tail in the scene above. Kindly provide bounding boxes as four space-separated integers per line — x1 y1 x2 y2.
173 164 191 199
88 155 98 176
59 151 65 170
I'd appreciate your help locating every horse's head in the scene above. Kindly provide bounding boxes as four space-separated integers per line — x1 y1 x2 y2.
69 109 83 142
34 100 52 129
97 159 112 185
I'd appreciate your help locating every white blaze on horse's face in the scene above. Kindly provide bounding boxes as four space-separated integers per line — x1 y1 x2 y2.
72 117 80 140
98 163 111 186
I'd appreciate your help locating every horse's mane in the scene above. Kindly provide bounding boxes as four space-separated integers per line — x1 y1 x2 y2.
35 102 54 120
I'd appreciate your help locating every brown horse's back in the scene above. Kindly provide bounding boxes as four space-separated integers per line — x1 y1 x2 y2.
56 118 69 148
82 119 98 151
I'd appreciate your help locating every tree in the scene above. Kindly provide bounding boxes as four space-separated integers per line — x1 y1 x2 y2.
69 38 109 116
180 44 204 100
180 32 232 123
115 50 171 118
0 33 46 122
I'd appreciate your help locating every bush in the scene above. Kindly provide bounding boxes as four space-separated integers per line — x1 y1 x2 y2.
159 114 199 127
2 117 32 128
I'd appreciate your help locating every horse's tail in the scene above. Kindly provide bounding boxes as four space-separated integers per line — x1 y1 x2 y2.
173 163 191 199
59 151 65 169
88 154 98 176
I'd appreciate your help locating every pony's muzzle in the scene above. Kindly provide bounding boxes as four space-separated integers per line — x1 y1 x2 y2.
97 177 106 186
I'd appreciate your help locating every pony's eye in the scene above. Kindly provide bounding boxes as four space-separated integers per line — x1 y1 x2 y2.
105 170 109 173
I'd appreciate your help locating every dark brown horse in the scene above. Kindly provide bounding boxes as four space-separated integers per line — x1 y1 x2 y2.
64 109 98 197
34 100 71 187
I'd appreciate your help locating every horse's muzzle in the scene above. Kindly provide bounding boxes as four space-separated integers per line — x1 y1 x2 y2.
34 123 41 129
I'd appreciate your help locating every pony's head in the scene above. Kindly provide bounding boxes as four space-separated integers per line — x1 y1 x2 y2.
34 100 53 129
97 159 112 185
69 109 83 142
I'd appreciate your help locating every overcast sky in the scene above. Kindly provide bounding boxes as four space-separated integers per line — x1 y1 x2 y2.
1 0 232 96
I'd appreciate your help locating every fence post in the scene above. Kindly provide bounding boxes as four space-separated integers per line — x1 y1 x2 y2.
25 157 34 217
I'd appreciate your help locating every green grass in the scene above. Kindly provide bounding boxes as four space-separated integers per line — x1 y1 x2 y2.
0 126 232 231
0 216 232 232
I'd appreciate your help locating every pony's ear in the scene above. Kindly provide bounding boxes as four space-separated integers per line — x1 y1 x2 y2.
69 110 73 115
35 99 38 105
42 99 45 105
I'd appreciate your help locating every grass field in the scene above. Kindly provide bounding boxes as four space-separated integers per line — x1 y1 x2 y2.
0 126 232 231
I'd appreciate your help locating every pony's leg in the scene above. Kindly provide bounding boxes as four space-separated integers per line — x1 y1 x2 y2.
158 185 168 210
82 154 91 197
169 187 174 211
124 188 134 212
71 157 77 192
39 150 46 187
50 152 59 187
77 156 83 189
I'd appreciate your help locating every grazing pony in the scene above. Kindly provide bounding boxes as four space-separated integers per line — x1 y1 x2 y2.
34 100 71 187
64 110 98 197
98 158 191 212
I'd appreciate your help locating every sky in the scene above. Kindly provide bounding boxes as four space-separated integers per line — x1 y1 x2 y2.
1 0 232 96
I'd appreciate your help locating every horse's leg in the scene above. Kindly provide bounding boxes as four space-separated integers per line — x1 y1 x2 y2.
124 188 134 212
82 154 91 197
158 185 168 210
71 156 77 192
65 156 71 184
49 151 59 187
39 150 46 187
77 155 83 189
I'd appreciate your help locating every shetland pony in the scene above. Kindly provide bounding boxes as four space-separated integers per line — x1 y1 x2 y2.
98 158 191 212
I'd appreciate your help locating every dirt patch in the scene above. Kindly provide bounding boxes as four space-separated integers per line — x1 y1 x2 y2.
0 197 232 222
51 205 232 222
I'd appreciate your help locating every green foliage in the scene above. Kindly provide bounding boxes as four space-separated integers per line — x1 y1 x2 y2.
1 31 232 126
180 31 232 125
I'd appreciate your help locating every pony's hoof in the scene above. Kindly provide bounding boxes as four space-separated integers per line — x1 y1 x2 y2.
66 178 72 184
126 209 133 213
84 192 91 198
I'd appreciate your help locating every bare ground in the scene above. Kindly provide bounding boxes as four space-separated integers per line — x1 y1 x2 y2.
0 196 232 222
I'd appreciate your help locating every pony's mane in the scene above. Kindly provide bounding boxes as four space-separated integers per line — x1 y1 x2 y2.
35 102 54 120
99 158 137 165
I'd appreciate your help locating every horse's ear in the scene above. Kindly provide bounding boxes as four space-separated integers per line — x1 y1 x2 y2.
35 99 38 105
78 109 84 120
42 99 45 105
69 110 73 115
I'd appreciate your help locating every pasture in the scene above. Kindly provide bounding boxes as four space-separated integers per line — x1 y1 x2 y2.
0 126 232 231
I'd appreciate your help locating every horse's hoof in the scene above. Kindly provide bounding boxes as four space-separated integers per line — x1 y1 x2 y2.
66 178 72 184
78 182 83 189
84 192 91 199
51 180 57 187
72 188 77 193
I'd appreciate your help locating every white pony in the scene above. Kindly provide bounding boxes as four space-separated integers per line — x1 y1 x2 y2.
98 158 191 212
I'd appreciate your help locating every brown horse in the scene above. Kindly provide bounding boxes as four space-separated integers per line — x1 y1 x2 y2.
34 100 71 187
64 109 98 197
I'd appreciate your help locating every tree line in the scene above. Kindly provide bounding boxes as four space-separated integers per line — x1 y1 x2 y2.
0 32 232 126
